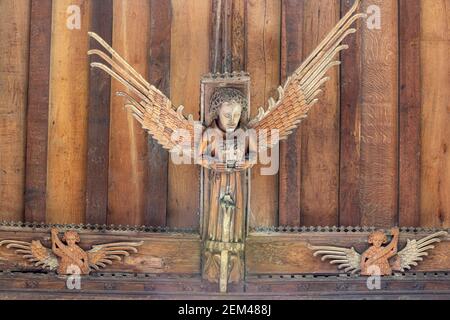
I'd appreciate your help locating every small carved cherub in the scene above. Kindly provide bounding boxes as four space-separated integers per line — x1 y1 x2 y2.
360 228 399 276
0 229 144 275
309 229 448 275
51 228 90 275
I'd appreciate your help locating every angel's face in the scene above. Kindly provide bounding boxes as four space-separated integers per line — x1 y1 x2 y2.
65 235 78 247
372 237 384 248
218 101 242 133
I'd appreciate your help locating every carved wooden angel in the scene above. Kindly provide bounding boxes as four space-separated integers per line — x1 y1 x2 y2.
309 228 448 275
87 0 366 290
0 228 143 275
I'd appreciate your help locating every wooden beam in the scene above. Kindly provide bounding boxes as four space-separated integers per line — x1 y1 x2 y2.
279 0 304 227
300 0 340 227
144 0 172 227
168 0 211 228
398 0 422 227
247 0 281 228
47 0 91 224
25 0 52 223
107 0 150 226
419 0 450 227
85 0 113 225
0 0 30 222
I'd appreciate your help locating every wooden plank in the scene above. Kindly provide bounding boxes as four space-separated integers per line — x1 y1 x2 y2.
348 0 399 227
85 0 113 225
398 0 421 227
231 0 246 71
168 0 211 228
47 0 90 224
247 0 281 228
24 0 52 223
144 0 172 227
300 0 340 227
0 0 31 222
107 0 150 226
420 0 450 227
339 0 363 226
278 0 303 227
246 232 450 275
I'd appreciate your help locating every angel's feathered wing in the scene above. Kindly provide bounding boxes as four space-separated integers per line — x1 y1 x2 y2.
88 33 203 152
87 241 144 271
308 244 361 274
395 231 448 272
0 240 58 271
248 0 366 147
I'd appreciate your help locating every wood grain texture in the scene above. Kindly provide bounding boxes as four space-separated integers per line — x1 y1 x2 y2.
279 0 303 227
231 0 246 72
300 0 340 227
0 0 30 222
24 0 52 223
107 0 150 226
399 0 421 227
339 0 363 226
145 0 172 227
47 0 90 224
420 0 450 227
344 0 399 228
168 0 211 228
85 0 113 225
247 0 281 228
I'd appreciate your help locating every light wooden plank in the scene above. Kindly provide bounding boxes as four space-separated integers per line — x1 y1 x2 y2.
247 0 281 228
107 0 150 226
0 0 31 222
168 0 211 228
420 0 450 227
46 0 91 224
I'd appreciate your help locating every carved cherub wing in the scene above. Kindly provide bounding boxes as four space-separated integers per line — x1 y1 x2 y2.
395 231 448 272
0 240 58 271
308 244 361 274
87 241 144 271
248 0 366 147
88 32 203 152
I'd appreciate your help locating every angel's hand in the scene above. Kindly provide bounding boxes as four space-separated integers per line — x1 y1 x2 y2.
235 161 254 171
391 228 399 236
209 163 228 173
51 228 59 236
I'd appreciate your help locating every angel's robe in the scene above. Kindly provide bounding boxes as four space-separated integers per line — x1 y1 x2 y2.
199 121 253 283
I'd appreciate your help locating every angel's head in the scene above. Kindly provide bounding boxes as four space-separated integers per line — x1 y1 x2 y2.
210 87 248 133
63 230 81 247
368 230 388 248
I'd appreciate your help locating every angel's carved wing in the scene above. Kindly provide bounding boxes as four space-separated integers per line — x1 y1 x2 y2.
88 32 203 152
87 241 144 271
0 240 58 271
248 0 366 147
308 244 361 274
395 231 448 272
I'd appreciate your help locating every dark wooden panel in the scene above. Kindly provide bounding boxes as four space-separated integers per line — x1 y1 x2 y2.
299 0 340 227
144 0 172 227
85 0 113 225
398 0 421 227
279 0 304 227
339 0 363 226
25 0 52 223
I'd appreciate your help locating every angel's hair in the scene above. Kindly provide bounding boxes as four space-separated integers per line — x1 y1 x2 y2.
209 87 248 121
368 230 388 244
63 230 81 243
